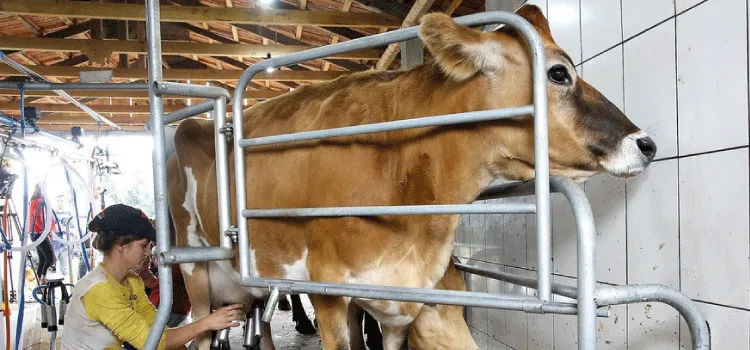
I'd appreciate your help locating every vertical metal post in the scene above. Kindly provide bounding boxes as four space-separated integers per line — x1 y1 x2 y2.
212 97 233 250
232 91 252 279
526 19 552 303
144 0 173 348
13 85 27 350
550 178 596 349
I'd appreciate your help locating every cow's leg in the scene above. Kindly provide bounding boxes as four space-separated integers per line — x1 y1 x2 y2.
291 294 317 334
363 311 383 350
310 294 351 350
347 303 365 350
381 325 407 350
181 262 213 350
260 321 275 350
278 295 292 311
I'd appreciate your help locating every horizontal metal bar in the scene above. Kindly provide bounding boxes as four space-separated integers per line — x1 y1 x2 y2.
153 81 231 99
161 100 215 125
158 247 233 264
0 82 149 91
241 277 609 316
454 262 579 300
242 203 535 218
239 106 533 148
595 285 710 350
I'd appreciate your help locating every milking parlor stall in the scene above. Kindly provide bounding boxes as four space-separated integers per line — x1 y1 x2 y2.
0 0 747 349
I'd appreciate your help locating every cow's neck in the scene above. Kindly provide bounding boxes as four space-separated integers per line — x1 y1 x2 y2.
395 69 532 206
386 70 530 279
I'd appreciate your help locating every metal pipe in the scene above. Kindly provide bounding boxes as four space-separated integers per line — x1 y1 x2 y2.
261 287 279 323
453 262 579 300
212 97 233 250
143 0 172 348
0 54 120 129
0 113 83 150
0 82 149 91
239 106 534 148
154 81 231 100
158 247 233 264
548 177 596 349
243 203 535 218
153 100 215 129
240 277 606 316
595 285 710 350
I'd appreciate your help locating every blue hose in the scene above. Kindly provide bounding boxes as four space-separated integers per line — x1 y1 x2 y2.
0 226 10 252
31 286 47 306
63 167 90 273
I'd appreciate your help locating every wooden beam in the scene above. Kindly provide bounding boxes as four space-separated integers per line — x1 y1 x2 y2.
0 0 401 28
15 15 41 36
0 88 288 100
0 36 383 60
32 123 147 131
375 0 437 70
0 102 184 114
0 65 348 81
444 0 464 15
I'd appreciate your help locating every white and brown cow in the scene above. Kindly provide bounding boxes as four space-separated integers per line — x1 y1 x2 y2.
167 5 656 350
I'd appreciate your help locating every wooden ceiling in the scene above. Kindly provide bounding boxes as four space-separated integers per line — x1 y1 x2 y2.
0 0 490 131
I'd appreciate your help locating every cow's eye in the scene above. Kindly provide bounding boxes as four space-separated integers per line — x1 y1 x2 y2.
548 65 572 85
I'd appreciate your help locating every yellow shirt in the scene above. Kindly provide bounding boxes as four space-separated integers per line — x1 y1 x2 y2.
80 266 166 350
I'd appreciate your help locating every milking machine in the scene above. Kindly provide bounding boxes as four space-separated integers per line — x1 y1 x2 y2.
32 267 72 350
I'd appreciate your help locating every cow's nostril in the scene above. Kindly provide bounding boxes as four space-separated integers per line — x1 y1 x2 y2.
636 136 657 160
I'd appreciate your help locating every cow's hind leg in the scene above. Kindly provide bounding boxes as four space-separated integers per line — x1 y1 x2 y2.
347 303 366 350
181 262 213 350
278 295 292 311
291 294 317 335
363 311 383 350
310 295 351 350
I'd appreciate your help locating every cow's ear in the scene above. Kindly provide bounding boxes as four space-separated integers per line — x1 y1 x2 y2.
420 13 503 82
515 4 555 43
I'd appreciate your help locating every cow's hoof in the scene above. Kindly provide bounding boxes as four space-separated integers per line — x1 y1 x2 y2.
294 319 317 335
278 297 292 311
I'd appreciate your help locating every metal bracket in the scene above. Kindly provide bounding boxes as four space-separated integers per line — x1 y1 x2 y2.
224 226 239 243
218 123 233 136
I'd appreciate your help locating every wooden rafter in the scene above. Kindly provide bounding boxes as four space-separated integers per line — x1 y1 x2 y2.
0 65 349 81
0 36 383 60
375 0 438 70
1 0 401 28
0 89 287 100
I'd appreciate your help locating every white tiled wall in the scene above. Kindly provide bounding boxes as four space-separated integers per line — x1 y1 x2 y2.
456 0 750 348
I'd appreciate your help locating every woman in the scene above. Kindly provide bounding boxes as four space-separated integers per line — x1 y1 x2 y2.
28 185 56 282
61 204 243 350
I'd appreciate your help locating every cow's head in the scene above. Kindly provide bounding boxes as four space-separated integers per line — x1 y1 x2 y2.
419 5 656 181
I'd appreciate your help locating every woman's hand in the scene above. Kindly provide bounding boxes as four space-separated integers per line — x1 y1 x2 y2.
199 304 245 331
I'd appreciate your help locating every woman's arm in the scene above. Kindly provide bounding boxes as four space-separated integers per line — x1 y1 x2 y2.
165 304 245 349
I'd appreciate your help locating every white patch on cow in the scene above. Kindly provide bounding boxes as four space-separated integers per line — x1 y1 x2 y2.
464 41 503 72
208 259 257 304
182 167 206 248
281 248 309 281
180 262 195 277
600 131 652 178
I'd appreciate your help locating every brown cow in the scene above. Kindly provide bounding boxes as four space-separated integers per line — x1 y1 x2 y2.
167 5 655 349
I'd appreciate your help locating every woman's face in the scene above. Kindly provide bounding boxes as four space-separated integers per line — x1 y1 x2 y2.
119 238 152 270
